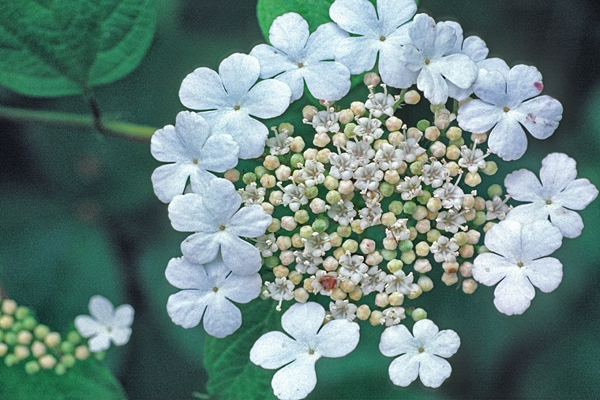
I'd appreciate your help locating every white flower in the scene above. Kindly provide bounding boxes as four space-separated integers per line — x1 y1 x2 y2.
75 295 134 352
250 13 350 102
179 53 292 159
250 302 360 400
504 153 598 238
472 219 563 315
400 14 479 105
165 256 261 338
329 0 418 88
168 178 272 275
457 62 563 160
379 319 460 388
150 111 240 203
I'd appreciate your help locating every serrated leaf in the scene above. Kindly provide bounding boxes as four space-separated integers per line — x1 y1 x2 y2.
0 356 126 400
204 299 281 400
0 0 157 97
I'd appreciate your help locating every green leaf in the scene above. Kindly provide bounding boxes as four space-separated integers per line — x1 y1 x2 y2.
0 0 157 97
257 0 334 39
204 299 281 400
0 356 127 400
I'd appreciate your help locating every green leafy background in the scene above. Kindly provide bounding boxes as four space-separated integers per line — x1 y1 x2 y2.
1 0 600 398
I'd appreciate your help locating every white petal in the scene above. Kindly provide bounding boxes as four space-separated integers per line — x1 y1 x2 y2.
220 234 262 275
472 253 513 286
249 44 295 78
553 178 599 210
228 205 272 238
426 329 460 358
525 257 563 293
165 257 211 291
274 69 306 102
472 69 507 105
329 0 380 36
114 304 134 328
482 219 522 260
438 21 463 53
305 23 349 63
203 296 242 338
488 114 528 161
152 112 207 162
412 319 438 344
180 232 220 265
282 302 324 344
334 36 379 74
218 53 260 102
418 354 453 388
539 153 577 195
549 207 585 238
303 62 351 101
201 178 242 222
315 319 360 358
166 290 209 328
199 134 239 172
515 96 562 140
446 81 472 102
168 193 218 233
379 44 418 88
519 219 562 261
212 112 268 159
417 66 448 105
179 68 230 111
268 13 309 58
505 203 549 226
477 58 509 76
462 36 488 61
151 163 195 203
493 268 535 315
109 327 132 346
388 353 420 387
250 331 303 369
432 23 457 58
219 272 262 304
506 64 543 104
457 99 502 133
433 53 478 89
88 334 111 352
89 295 114 325
377 0 417 36
409 14 437 53
188 168 218 196
75 315 103 338
242 79 291 119
504 169 543 202
380 324 418 357
272 356 318 400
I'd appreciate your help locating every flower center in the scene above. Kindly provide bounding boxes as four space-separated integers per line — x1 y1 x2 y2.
418 347 425 353
308 349 315 355
503 106 510 112
546 199 552 205
234 105 241 111
425 59 430 65
517 262 524 268
380 35 386 41
220 226 226 231
192 158 199 164
212 287 218 292
298 62 304 68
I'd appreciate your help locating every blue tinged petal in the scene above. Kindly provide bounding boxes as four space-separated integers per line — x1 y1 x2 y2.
493 268 534 315
409 14 437 53
203 295 242 338
250 43 295 78
220 233 262 275
418 354 452 388
152 163 195 203
282 302 325 344
201 178 242 222
515 96 562 140
179 67 231 111
303 62 351 101
417 66 448 105
168 193 219 233
218 53 261 103
379 43 418 88
271 356 318 400
472 252 514 286
539 153 577 195
165 257 211 291
268 13 309 59
166 290 209 329
525 257 563 293
330 0 380 37
180 231 220 265
434 53 478 89
519 220 562 260
553 178 599 211
315 319 359 358
198 133 239 172
504 168 543 202
506 64 543 105
228 205 272 238
380 324 418 357
304 23 348 63
250 331 303 369
241 78 291 119
377 0 417 37
388 353 420 386
335 36 380 74
487 115 528 161
472 69 507 105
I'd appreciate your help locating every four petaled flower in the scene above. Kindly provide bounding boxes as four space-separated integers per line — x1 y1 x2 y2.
250 302 360 400
75 295 134 352
379 319 460 388
165 256 262 338
472 219 563 315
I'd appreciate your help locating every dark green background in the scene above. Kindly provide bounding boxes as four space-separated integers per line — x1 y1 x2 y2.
1 0 599 398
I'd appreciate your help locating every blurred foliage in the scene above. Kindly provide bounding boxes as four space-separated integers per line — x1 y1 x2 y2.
0 0 599 399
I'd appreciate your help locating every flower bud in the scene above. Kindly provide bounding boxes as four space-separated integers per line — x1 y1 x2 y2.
344 123 356 138
25 360 40 375
385 116 402 131
424 126 440 141
313 132 331 148
273 265 290 278
356 304 371 321
459 261 473 277
388 131 404 145
340 280 356 293
381 249 397 261
379 182 395 197
389 292 404 306
387 259 403 273
267 218 281 233
302 105 318 121
263 155 280 171
434 108 453 130
223 169 240 183
325 190 341 204
366 251 383 266
290 137 306 154
415 241 430 257
279 251 295 266
299 226 313 239
482 160 498 175
312 218 329 232
0 315 13 330
462 278 478 294
418 276 434 292
426 197 442 213
342 239 359 253
294 210 309 225
39 354 57 369
445 161 460 176
332 132 347 147
474 211 487 226
445 126 462 140
0 343 7 357
269 190 283 206
471 132 487 143
44 332 61 348
260 174 276 188
360 238 376 254
349 287 363 301
261 202 274 215
400 250 415 265
411 308 427 321
369 310 383 326
404 90 421 105
310 198 327 214
338 109 355 124
415 219 431 234
281 216 297 232
465 172 481 187
445 144 461 160
331 288 347 301
2 299 17 315
275 165 291 181
414 258 432 273
442 272 459 286
426 229 441 243
333 247 345 260
351 220 364 234
350 101 366 116
375 293 389 308
337 225 352 238
15 345 30 360
412 205 428 221
383 237 398 251
303 278 314 292
363 72 381 86
294 288 309 303
61 354 76 368
416 119 430 131
17 330 32 345
406 285 422 300
388 200 403 215
291 233 303 248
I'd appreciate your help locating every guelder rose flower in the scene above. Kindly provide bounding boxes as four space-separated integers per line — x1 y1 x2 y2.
250 302 360 400
250 13 350 102
505 153 598 238
400 14 479 105
472 219 563 315
168 178 272 275
457 61 563 160
151 111 240 203
329 0 418 88
179 53 292 159
165 256 261 338
75 295 134 352
379 319 460 388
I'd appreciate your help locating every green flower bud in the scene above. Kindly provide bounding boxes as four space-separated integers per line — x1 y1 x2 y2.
337 225 352 238
381 249 397 261
400 250 416 264
264 256 279 269
473 211 487 226
4 353 18 367
294 210 310 224
427 229 441 243
94 351 106 361
416 119 430 131
4 332 17 346
279 122 294 135
325 190 341 205
242 172 256 184
387 259 403 273
55 363 67 376
299 226 314 239
25 360 40 375
409 161 423 175
60 341 75 354
344 123 357 138
389 200 404 215
448 138 465 147
14 306 29 320
312 218 329 232
411 308 428 321
402 201 417 215
342 239 359 253
482 160 498 175
23 317 37 331
61 354 76 368
304 186 319 199
67 331 82 345
417 190 431 205
34 324 50 340
379 182 395 197
254 166 268 179
454 232 469 246
290 153 305 168
398 240 413 253
487 184 503 198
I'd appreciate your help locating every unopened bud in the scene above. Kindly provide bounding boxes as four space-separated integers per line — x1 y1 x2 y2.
389 292 404 306
462 278 478 294
404 90 421 105
302 105 318 121
294 288 309 303
417 275 434 292
414 258 432 273
442 272 459 286
411 308 428 321
369 310 384 326
357 305 371 321
350 101 366 116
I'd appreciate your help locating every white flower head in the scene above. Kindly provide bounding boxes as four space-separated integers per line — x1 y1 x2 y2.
151 111 240 203
329 0 418 88
165 256 261 338
472 219 563 315
401 14 479 104
250 13 351 102
168 177 272 275
250 302 360 400
75 295 134 352
505 153 598 238
179 53 292 159
379 319 460 388
457 62 563 160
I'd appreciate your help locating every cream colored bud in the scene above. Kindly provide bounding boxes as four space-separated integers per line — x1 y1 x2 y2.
331 288 347 301
427 197 442 212
331 132 347 147
17 330 33 345
39 354 57 369
442 272 459 286
309 198 327 214
337 109 353 125
406 127 421 139
0 344 7 357
466 230 481 245
289 270 303 285
317 149 331 164
415 241 430 257
360 238 376 254
400 250 416 265
333 247 346 260
378 212 395 227
414 258 432 273
340 280 356 293
1 299 17 315
406 285 422 300
366 251 383 266
383 237 398 251
369 310 383 326
303 278 314 291
291 233 303 248
322 256 339 272
349 287 363 301
465 172 482 187
381 169 399 185
280 216 297 232
302 105 318 121
356 304 371 320
462 278 478 294
275 165 291 181
273 265 290 279
404 90 421 105
31 341 46 358
387 259 403 273
423 127 439 142
15 345 30 360
279 251 295 266
294 288 309 303
321 177 338 192
418 275 434 292
261 202 274 215
445 126 462 140
269 190 283 206
426 210 438 221
302 148 316 161
337 225 352 238
44 332 61 348
263 155 280 171
290 136 306 153
375 293 389 308
260 174 276 188
459 244 474 259
74 345 90 361
460 261 473 277
0 315 13 330
429 141 446 158
384 116 401 131
388 292 404 306
483 221 496 233
445 144 461 160
461 195 475 209
337 179 354 195
415 219 431 234
434 108 452 130
471 132 487 143
364 72 381 86
443 261 459 273
412 206 428 221
313 132 331 148
482 160 498 176
267 218 281 233
351 220 364 235
474 196 486 211
388 131 404 146
350 101 366 116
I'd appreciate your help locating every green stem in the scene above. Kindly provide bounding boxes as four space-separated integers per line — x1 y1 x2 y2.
0 106 157 143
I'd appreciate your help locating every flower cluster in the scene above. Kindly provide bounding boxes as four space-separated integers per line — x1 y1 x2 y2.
150 0 597 398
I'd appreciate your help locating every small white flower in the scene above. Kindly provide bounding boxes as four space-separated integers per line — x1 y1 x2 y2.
151 111 240 203
329 0 418 88
401 14 479 105
472 219 563 315
380 319 460 388
179 53 292 159
457 62 563 160
505 153 598 238
75 295 134 352
168 178 272 275
165 256 261 338
250 13 350 101
250 302 360 400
